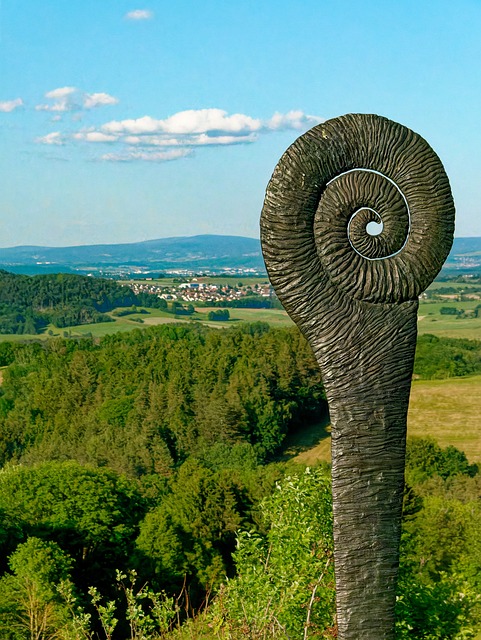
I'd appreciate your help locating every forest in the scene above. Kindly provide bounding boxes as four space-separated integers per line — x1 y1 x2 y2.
0 270 169 334
0 323 479 638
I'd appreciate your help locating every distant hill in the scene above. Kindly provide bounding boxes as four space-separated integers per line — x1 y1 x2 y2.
0 270 169 334
0 235 264 275
444 237 481 271
0 234 479 276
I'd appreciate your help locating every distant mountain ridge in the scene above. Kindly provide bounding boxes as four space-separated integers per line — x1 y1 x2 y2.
0 235 264 275
0 234 479 275
0 235 261 264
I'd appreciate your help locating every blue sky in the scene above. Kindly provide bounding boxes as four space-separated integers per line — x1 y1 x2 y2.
0 0 480 247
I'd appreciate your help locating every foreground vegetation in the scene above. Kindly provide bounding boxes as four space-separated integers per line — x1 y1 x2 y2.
0 319 480 637
0 443 479 639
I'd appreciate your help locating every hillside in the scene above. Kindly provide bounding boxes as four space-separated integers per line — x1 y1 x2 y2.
444 236 481 271
0 234 264 275
0 270 166 334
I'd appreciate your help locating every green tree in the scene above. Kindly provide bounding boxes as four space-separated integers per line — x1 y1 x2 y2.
136 459 248 598
207 309 230 321
405 437 478 484
413 334 481 379
0 537 77 640
0 462 145 592
397 441 481 638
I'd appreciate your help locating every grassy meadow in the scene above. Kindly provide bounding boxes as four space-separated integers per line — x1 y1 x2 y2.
287 375 481 466
418 298 481 339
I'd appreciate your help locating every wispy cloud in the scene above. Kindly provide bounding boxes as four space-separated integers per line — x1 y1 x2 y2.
122 133 258 147
73 131 118 143
36 107 323 162
36 87 77 112
266 110 321 130
36 87 118 113
83 93 119 109
125 9 153 20
35 132 64 145
101 149 191 163
0 98 24 113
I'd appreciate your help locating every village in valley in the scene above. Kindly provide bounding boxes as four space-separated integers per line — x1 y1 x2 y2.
125 276 274 305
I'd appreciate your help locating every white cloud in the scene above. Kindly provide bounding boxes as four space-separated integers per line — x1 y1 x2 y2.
266 110 322 130
36 132 64 145
45 86 76 100
0 98 24 112
83 93 119 109
103 115 159 135
36 107 323 163
101 149 191 163
36 87 118 112
125 9 153 20
101 108 322 139
36 87 78 112
102 109 262 136
163 109 261 134
73 131 118 142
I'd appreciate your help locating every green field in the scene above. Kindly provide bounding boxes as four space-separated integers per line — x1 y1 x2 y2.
199 306 292 326
428 280 481 291
128 275 270 287
407 375 481 461
418 314 481 340
418 299 481 339
0 306 293 341
288 375 481 466
3 299 481 341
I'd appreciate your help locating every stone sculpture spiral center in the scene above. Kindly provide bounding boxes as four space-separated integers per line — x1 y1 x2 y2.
260 113 455 639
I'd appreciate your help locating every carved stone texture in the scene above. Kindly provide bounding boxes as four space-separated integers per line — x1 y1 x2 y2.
260 114 455 639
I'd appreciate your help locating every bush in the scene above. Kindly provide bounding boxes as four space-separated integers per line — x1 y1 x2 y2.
405 437 478 484
211 466 336 638
207 309 230 321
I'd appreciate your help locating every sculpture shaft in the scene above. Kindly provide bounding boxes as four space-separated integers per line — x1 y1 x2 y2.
312 301 418 638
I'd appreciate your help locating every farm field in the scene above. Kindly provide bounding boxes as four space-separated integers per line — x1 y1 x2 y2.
418 316 481 340
418 299 481 339
427 280 481 291
407 375 481 462
0 306 294 340
289 375 481 465
2 301 481 339
67 302 480 338
198 306 293 326
128 275 270 287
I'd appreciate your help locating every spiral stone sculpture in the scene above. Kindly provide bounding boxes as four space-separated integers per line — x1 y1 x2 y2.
260 114 455 639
